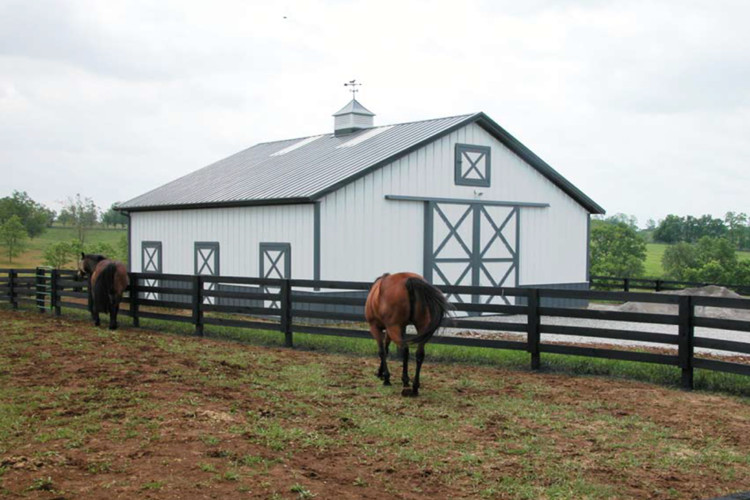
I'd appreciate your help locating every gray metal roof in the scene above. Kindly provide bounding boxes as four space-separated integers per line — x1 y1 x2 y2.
333 98 375 116
119 112 604 214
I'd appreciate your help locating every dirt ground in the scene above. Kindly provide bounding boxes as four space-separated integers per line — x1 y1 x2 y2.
1 308 750 499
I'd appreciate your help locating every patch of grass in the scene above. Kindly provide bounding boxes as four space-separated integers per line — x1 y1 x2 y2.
141 481 164 490
290 483 315 499
27 476 54 491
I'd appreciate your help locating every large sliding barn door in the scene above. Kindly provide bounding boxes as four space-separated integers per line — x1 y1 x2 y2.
425 202 518 305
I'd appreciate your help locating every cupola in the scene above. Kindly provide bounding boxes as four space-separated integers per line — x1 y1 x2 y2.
333 98 375 136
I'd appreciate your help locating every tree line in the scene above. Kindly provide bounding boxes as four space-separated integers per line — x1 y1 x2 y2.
592 213 750 286
0 191 127 264
650 212 750 250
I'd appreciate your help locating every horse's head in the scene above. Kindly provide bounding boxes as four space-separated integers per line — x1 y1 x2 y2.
77 253 106 280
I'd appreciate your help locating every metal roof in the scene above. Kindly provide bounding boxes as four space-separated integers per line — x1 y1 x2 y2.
118 112 604 214
332 98 375 116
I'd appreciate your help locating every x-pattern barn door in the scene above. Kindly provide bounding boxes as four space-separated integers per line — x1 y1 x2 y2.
425 202 518 306
195 242 219 305
141 241 162 301
260 243 290 309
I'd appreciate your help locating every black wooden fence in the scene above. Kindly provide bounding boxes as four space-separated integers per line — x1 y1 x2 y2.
2 268 750 390
591 275 750 295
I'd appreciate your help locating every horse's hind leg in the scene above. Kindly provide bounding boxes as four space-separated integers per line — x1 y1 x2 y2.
370 325 391 386
109 294 119 330
412 343 426 396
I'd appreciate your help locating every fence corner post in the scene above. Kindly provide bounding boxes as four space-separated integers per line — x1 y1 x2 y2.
193 275 204 336
527 288 540 370
130 274 140 328
51 269 61 316
678 295 694 390
280 279 293 348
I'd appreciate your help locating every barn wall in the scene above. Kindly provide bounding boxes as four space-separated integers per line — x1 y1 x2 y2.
129 205 315 278
319 122 589 286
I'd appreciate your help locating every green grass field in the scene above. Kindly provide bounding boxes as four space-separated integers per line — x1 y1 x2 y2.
1 225 125 269
644 243 750 278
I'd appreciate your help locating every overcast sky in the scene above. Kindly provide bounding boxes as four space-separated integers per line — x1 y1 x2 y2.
1 0 748 227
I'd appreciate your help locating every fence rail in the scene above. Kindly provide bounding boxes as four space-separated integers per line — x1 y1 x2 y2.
591 275 750 295
4 268 750 389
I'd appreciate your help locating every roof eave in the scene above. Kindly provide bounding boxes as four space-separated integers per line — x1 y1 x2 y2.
473 113 605 215
118 197 316 214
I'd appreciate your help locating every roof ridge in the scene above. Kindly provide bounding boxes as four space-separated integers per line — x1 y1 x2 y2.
253 112 478 147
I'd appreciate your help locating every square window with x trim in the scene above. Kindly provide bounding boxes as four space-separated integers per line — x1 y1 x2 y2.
455 143 491 187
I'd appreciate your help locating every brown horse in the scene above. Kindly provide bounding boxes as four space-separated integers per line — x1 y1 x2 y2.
78 253 129 330
365 272 452 396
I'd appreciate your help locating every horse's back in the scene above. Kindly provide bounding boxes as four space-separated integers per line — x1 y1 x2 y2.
365 272 425 327
91 259 129 293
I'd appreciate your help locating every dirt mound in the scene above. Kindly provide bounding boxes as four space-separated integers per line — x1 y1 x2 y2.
616 286 750 320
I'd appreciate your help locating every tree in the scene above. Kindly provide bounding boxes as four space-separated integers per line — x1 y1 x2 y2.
0 215 29 263
61 194 99 244
0 190 53 238
43 241 76 269
725 212 750 250
101 203 128 228
653 215 683 244
590 220 647 278
662 237 742 283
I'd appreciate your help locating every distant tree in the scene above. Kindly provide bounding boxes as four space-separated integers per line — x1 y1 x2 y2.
85 242 116 258
0 190 52 238
725 212 750 250
101 203 128 228
653 214 683 244
42 241 76 269
662 237 740 283
646 219 656 231
590 220 647 278
61 194 99 244
0 215 29 263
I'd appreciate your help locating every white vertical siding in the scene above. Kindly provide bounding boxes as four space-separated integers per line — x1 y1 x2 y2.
319 122 589 285
130 205 314 278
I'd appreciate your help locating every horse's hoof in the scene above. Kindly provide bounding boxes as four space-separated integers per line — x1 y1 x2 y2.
383 380 391 386
401 388 417 397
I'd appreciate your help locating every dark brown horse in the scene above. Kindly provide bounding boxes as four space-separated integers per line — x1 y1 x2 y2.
365 272 452 396
78 253 129 330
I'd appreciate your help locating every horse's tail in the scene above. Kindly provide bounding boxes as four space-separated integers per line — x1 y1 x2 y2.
93 262 117 310
405 278 452 345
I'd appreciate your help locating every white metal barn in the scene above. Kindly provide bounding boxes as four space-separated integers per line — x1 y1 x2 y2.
118 99 604 304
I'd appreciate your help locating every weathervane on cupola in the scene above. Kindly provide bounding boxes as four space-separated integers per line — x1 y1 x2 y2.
344 79 362 99
333 79 375 136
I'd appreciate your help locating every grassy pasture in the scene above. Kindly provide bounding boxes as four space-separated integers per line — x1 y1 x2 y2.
1 307 750 499
1 225 125 269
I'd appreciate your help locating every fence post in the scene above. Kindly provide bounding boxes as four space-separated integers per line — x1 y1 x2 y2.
527 288 540 370
130 275 140 328
623 278 630 293
193 275 204 336
35 267 46 313
655 279 663 292
280 279 293 348
9 270 17 309
678 295 694 390
51 269 61 316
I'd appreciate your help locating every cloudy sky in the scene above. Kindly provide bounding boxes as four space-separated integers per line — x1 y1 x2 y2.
1 0 748 226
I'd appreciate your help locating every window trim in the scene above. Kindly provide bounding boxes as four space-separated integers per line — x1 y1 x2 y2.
455 143 491 187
